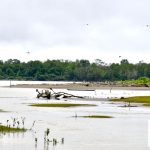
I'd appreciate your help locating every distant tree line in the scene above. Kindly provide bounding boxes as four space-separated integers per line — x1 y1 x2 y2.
0 59 150 81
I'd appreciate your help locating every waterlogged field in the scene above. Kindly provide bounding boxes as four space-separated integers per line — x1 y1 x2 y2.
0 86 150 150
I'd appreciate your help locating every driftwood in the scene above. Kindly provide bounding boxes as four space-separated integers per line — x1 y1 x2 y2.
36 89 51 99
36 88 84 100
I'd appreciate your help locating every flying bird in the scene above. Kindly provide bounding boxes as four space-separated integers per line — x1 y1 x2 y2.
26 51 30 54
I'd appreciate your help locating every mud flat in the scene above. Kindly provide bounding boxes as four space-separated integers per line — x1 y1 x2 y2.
10 82 150 90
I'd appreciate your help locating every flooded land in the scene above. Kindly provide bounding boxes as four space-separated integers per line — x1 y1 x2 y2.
0 81 150 150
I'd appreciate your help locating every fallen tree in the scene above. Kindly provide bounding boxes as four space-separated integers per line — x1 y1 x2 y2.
36 88 84 100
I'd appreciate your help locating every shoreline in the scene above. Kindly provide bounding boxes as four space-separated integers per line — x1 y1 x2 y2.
7 83 150 90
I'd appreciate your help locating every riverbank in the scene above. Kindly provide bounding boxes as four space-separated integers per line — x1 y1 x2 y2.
9 82 150 90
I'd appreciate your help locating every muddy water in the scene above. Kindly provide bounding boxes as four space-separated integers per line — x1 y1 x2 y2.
0 87 150 150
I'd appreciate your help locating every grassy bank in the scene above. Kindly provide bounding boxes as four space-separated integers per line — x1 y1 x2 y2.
0 125 26 133
30 103 97 107
143 103 150 106
121 77 150 86
111 96 150 107
111 96 150 103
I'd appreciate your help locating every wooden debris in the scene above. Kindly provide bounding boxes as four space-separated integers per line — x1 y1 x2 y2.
36 88 84 100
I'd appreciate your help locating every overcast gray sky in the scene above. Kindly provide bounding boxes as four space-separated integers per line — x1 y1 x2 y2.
0 0 150 63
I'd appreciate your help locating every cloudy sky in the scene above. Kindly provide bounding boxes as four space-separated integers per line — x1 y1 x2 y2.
0 0 150 63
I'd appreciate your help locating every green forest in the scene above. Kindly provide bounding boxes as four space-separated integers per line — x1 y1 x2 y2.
0 59 150 81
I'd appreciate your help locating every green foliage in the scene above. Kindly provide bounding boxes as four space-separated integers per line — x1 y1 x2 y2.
0 59 150 81
122 77 150 85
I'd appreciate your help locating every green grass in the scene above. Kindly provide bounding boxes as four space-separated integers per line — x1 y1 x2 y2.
0 125 26 133
143 103 150 106
111 96 150 103
121 77 150 85
30 103 97 107
78 115 113 118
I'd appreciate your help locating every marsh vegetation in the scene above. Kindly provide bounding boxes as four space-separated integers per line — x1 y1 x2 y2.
30 103 97 107
0 117 27 133
111 96 150 106
0 125 26 133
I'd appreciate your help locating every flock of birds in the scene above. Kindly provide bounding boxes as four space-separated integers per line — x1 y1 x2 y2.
24 23 149 60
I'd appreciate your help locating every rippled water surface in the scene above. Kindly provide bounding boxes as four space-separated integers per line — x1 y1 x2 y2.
0 82 150 150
